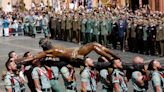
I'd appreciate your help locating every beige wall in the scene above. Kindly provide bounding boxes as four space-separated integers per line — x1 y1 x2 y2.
93 0 98 7
2 0 11 10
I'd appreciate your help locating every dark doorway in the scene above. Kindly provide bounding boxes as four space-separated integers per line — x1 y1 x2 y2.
142 0 149 5
131 0 139 12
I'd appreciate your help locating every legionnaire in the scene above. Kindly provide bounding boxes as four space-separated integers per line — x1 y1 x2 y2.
49 13 55 39
23 52 37 92
112 59 128 92
56 14 62 40
136 19 144 54
61 13 66 40
100 15 108 46
42 13 50 38
66 13 73 42
160 20 164 56
60 64 77 92
99 57 113 92
118 15 127 51
29 12 37 38
72 14 81 43
143 19 149 55
32 60 51 92
131 19 137 52
23 13 30 36
107 15 113 45
147 19 156 55
85 14 93 43
93 15 100 43
126 19 132 51
156 20 163 56
148 60 164 92
44 65 63 92
81 57 96 92
131 56 150 92
51 14 57 39
81 14 87 44
35 13 42 33
4 59 25 92
111 19 119 49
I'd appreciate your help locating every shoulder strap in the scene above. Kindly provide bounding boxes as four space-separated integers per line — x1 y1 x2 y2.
87 70 94 91
37 67 49 78
10 76 15 86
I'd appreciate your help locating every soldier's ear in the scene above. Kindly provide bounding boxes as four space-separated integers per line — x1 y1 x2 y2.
8 64 12 70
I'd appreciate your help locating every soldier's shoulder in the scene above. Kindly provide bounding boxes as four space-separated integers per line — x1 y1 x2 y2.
81 68 89 77
4 72 11 78
60 66 68 73
100 69 108 74
112 69 120 76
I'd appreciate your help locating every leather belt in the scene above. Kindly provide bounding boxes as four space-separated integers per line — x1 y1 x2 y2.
66 86 77 90
41 88 51 91
51 77 59 80
87 91 96 92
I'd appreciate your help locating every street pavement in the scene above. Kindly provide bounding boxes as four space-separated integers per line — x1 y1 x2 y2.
0 35 163 92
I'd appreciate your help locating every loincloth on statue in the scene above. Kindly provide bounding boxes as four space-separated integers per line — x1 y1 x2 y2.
71 48 79 59
71 48 84 60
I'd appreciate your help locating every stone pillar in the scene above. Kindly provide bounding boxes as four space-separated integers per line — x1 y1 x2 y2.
65 0 70 9
121 0 125 7
163 0 164 12
93 0 98 8
149 0 155 11
159 0 163 12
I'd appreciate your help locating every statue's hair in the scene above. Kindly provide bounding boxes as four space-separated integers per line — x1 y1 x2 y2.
148 60 155 70
39 38 47 46
39 38 53 51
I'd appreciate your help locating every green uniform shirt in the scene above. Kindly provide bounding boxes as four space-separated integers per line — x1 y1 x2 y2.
143 26 148 41
81 18 87 33
86 19 93 33
32 66 51 89
60 66 76 88
66 17 72 30
81 67 96 91
61 18 66 30
100 69 109 88
100 69 113 92
4 72 21 92
107 19 112 34
131 71 146 92
93 20 100 35
50 66 63 92
151 71 163 92
112 69 128 92
101 20 108 35
51 66 59 78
